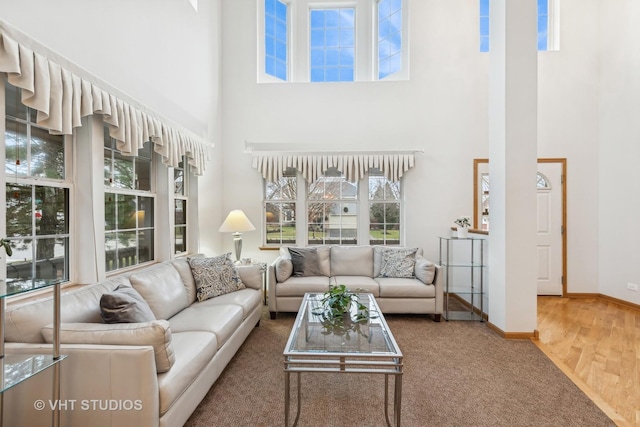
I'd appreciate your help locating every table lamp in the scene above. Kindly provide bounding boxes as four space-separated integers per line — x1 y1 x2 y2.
218 209 256 263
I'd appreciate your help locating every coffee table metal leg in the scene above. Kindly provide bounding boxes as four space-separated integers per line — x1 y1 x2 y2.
285 371 302 427
384 374 402 427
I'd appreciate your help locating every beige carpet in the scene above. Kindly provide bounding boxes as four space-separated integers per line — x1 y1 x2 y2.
185 307 615 427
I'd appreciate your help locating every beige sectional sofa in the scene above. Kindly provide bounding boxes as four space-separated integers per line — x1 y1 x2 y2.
268 245 443 321
3 257 263 427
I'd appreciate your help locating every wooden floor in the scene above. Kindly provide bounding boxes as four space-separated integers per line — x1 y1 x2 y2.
536 296 640 427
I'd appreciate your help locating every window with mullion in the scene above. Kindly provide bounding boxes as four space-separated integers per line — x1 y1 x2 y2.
104 126 155 272
174 159 188 254
368 168 400 245
307 168 358 245
265 0 288 80
310 8 355 82
4 80 71 293
378 0 403 79
264 168 297 246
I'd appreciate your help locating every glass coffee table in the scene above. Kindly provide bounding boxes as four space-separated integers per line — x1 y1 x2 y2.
283 292 403 427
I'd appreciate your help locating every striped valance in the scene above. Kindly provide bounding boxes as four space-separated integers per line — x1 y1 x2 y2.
0 20 209 175
251 153 416 182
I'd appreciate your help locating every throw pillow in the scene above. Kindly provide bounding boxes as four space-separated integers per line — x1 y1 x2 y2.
275 257 294 282
288 247 323 277
379 248 418 278
188 253 245 302
100 284 156 324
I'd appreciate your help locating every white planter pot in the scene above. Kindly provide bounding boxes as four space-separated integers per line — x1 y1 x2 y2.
457 227 469 239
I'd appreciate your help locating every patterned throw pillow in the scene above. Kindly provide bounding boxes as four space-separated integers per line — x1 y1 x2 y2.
188 253 245 302
379 248 418 278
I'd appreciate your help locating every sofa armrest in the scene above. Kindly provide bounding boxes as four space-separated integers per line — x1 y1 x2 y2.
267 260 279 313
4 343 160 427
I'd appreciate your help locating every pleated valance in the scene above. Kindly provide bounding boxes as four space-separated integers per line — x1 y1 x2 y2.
0 20 210 175
251 152 416 183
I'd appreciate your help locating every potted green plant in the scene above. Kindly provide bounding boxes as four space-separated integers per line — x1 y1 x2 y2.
314 284 370 340
454 216 471 238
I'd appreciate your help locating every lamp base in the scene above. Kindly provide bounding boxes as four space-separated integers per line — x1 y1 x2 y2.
232 232 243 263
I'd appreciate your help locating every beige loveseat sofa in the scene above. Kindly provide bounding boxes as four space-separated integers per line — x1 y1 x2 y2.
2 257 263 427
268 245 443 321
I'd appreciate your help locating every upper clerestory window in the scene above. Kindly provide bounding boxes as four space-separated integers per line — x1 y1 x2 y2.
258 0 409 83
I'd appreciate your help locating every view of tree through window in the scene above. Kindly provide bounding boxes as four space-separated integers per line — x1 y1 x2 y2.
369 169 400 245
265 169 296 245
104 127 154 271
307 168 357 245
4 81 70 292
174 159 188 254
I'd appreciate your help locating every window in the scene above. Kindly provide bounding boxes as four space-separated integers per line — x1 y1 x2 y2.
310 8 355 82
308 168 358 245
259 0 408 82
104 127 155 272
174 159 188 254
265 0 288 80
263 167 403 246
479 0 558 52
378 0 402 79
265 168 297 245
368 169 400 245
4 81 70 292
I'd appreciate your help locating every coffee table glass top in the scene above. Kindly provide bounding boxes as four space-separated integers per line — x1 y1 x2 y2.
284 293 401 356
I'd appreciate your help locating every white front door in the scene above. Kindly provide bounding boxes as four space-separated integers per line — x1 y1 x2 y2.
536 162 563 295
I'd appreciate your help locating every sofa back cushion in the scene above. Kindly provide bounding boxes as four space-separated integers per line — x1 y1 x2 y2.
130 263 190 320
5 277 128 343
330 246 374 277
170 257 201 305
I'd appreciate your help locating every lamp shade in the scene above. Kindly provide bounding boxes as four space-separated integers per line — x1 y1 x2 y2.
218 210 256 233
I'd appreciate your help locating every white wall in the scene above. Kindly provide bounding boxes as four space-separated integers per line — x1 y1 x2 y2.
598 0 640 304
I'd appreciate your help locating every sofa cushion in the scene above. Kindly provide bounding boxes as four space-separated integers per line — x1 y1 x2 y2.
193 288 261 319
377 277 436 298
331 276 380 296
188 253 246 302
129 263 190 320
41 320 176 373
99 284 156 324
414 255 436 284
289 247 323 277
157 331 218 416
276 276 331 296
330 246 374 277
275 257 293 282
379 248 418 278
168 303 243 349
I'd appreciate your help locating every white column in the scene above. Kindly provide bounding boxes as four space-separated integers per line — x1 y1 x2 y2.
488 0 538 334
